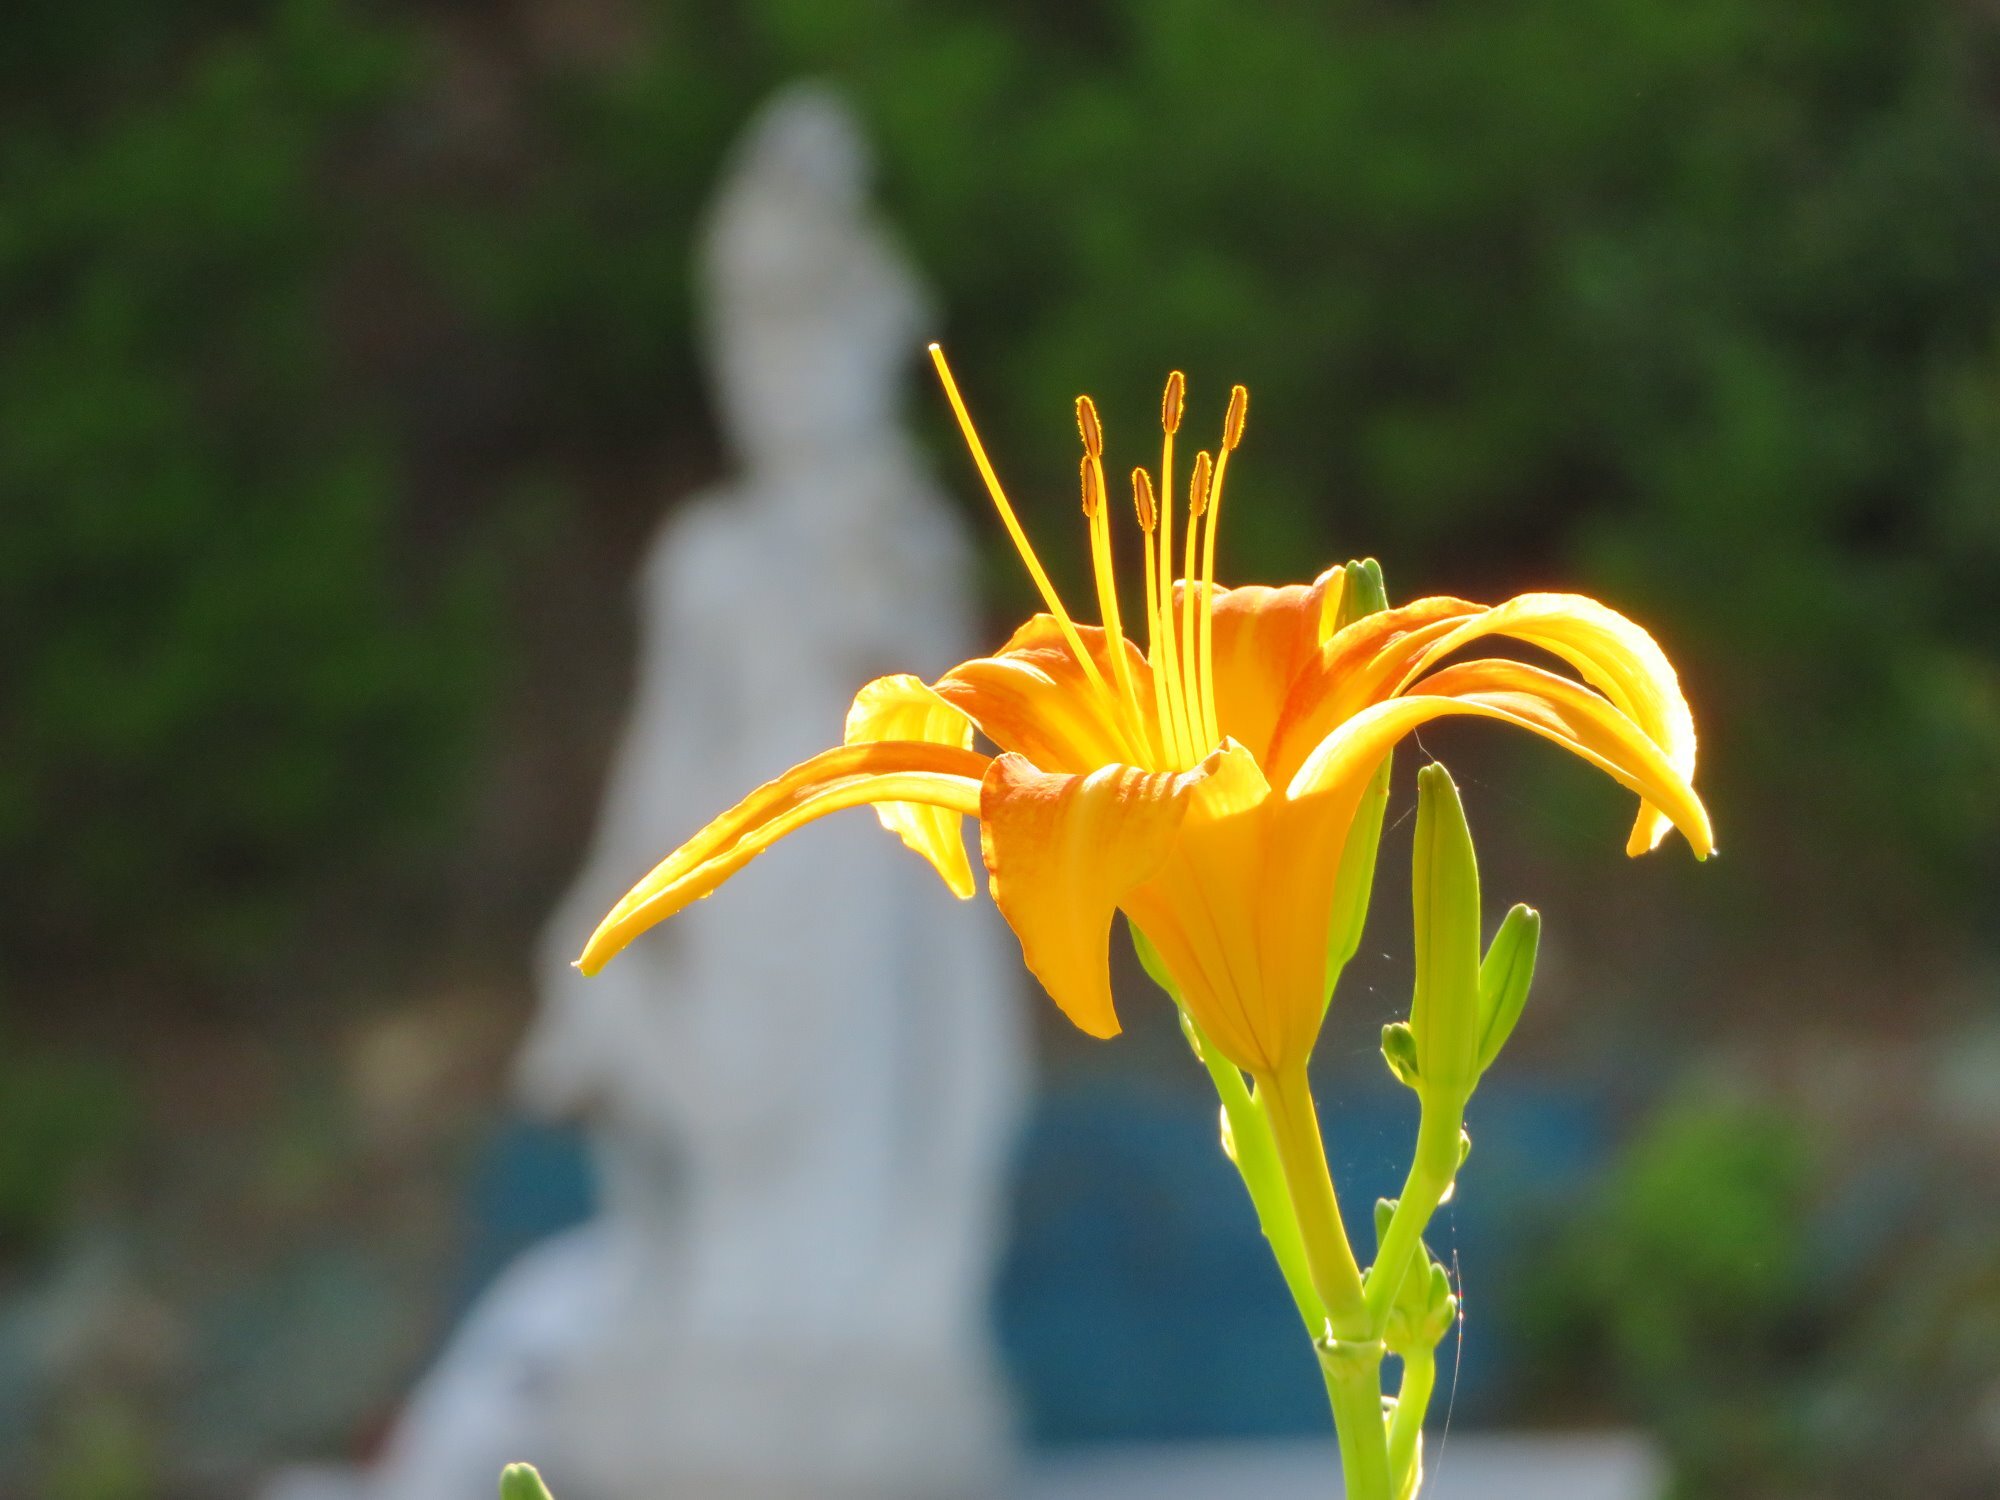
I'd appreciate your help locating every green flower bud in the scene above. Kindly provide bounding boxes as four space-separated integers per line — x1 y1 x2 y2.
1326 758 1391 997
1475 903 1541 1076
1333 557 1389 631
1381 1021 1421 1090
1322 559 1391 1000
1410 763 1482 1105
500 1464 555 1500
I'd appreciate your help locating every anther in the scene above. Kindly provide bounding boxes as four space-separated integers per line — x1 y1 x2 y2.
1189 451 1213 518
1162 372 1185 436
1076 395 1104 458
1131 468 1157 532
1079 455 1100 517
1223 385 1248 450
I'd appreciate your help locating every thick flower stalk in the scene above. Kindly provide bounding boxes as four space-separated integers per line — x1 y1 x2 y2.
576 348 1713 1500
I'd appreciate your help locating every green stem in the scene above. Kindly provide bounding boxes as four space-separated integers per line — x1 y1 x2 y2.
1320 1337 1394 1500
1365 1101 1463 1334
1387 1347 1436 1497
1256 1062 1368 1338
1195 1037 1326 1335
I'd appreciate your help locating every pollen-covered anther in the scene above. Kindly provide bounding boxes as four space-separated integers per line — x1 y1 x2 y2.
1076 395 1104 458
1131 468 1157 531
1079 455 1101 517
1189 450 1214 519
1223 385 1248 450
1162 371 1186 436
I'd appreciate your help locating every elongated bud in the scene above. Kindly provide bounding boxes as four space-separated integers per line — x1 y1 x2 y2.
1189 450 1213 518
1079 455 1100 517
1223 384 1248 449
1076 394 1104 458
1162 371 1185 434
1131 467 1157 531
1475 904 1540 1075
1411 763 1482 1106
500 1464 555 1500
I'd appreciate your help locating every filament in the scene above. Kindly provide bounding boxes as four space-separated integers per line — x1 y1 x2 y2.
929 346 1130 754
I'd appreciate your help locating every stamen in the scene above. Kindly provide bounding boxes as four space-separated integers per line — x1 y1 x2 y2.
1132 467 1186 768
1154 375 1197 766
928 345 1130 755
1180 451 1211 750
1076 394 1104 459
1082 446 1153 763
1197 385 1249 748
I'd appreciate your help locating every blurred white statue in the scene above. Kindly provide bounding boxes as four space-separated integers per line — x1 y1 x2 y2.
369 81 1026 1500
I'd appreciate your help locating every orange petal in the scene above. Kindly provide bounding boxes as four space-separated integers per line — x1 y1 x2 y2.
1119 743 1288 1071
845 674 980 897
1396 593 1700 855
1286 660 1713 858
937 614 1152 773
578 740 990 975
978 752 1199 1039
1264 595 1484 783
1177 565 1345 762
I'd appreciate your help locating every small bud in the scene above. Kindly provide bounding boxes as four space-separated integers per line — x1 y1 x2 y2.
1222 384 1248 450
1475 904 1541 1076
1189 451 1213 518
1381 1021 1420 1090
1131 468 1157 531
1162 371 1185 434
1078 455 1100 517
1075 394 1104 458
1411 763 1482 1105
1332 557 1389 632
500 1464 555 1500
1374 1196 1398 1249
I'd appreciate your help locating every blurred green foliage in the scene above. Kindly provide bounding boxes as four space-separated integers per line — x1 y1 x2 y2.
0 1 494 988
4 0 1998 994
1518 1087 2000 1498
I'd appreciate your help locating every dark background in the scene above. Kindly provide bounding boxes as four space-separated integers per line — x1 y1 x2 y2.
5 3 1999 1497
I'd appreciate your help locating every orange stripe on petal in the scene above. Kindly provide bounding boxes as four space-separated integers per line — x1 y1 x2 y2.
978 753 1196 1039
578 741 990 976
1178 565 1345 763
937 615 1152 773
846 674 981 898
1265 596 1484 783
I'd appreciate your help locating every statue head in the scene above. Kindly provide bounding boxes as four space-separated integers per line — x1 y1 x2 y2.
699 82 934 474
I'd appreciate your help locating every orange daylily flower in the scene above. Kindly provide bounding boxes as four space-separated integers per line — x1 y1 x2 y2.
578 350 1712 1082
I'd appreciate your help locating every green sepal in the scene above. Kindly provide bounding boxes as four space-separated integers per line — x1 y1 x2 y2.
1410 763 1482 1104
1458 1127 1472 1169
1475 903 1540 1076
500 1464 555 1500
1381 1021 1421 1090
